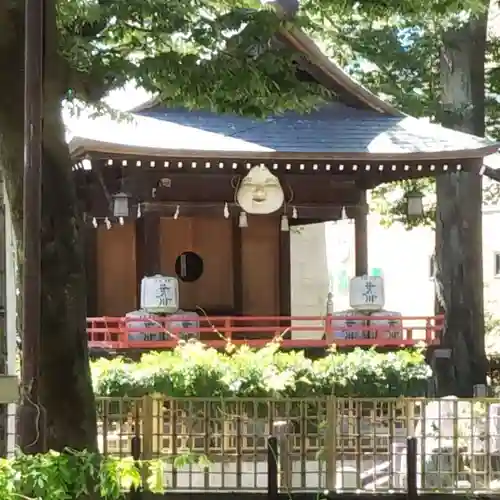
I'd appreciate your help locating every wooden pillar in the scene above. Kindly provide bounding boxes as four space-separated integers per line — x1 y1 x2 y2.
84 225 98 316
135 215 161 308
279 229 291 316
279 228 291 339
354 190 368 276
231 218 243 313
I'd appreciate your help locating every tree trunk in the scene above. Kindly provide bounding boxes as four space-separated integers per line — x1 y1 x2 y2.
0 190 7 457
434 11 489 397
0 5 96 451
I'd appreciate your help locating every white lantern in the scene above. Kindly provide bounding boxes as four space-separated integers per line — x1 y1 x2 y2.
349 275 385 311
140 275 179 314
406 191 424 217
112 192 130 218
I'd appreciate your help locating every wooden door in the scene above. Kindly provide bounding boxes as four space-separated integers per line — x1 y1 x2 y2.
96 222 137 316
159 217 234 312
240 216 280 317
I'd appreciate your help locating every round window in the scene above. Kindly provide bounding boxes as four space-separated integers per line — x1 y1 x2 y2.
175 251 204 282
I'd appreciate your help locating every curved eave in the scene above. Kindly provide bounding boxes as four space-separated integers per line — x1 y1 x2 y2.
70 137 499 163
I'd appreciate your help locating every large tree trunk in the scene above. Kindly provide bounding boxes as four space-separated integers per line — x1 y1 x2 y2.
0 5 96 451
434 10 489 397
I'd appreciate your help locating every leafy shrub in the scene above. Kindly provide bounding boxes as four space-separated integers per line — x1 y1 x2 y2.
0 449 208 499
0 449 140 500
92 341 431 398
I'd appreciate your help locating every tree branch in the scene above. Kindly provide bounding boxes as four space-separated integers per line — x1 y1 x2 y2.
123 21 155 33
65 62 116 103
483 165 500 183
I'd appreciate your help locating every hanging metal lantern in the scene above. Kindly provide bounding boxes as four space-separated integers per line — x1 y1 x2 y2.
406 190 424 217
112 192 130 218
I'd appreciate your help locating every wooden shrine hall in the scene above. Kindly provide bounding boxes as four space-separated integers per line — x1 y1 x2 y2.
70 25 499 350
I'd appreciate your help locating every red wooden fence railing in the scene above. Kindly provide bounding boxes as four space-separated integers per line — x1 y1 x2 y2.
86 315 443 350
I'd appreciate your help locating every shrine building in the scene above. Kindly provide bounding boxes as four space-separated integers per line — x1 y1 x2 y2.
68 25 499 349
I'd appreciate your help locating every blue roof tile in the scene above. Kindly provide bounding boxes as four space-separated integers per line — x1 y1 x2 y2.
137 102 493 154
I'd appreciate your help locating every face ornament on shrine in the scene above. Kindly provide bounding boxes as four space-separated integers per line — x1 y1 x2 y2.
236 165 285 215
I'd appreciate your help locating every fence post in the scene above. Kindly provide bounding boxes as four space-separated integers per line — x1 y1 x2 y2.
141 395 154 489
406 436 418 500
267 435 279 500
325 395 337 492
324 292 334 343
130 401 142 500
273 420 292 491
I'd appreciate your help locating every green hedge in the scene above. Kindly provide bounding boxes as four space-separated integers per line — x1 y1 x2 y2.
91 341 432 398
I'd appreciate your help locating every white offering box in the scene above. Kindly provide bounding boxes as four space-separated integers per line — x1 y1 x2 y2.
331 310 367 340
369 310 403 340
140 274 179 314
349 275 385 311
167 310 201 339
125 310 163 341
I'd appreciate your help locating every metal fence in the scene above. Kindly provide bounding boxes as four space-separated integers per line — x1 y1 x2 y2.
0 401 18 458
94 395 500 493
6 395 500 493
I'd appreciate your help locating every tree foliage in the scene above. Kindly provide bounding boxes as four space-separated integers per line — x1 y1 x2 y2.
57 0 330 117
302 2 498 226
54 0 492 119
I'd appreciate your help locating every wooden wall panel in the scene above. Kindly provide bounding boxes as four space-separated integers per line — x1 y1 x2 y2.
240 216 280 316
96 222 137 316
159 217 234 312
193 217 234 311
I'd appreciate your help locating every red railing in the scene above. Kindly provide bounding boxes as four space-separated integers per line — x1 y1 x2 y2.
87 315 443 350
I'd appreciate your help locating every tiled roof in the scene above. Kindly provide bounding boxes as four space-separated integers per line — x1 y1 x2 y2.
68 102 495 157
139 103 494 154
